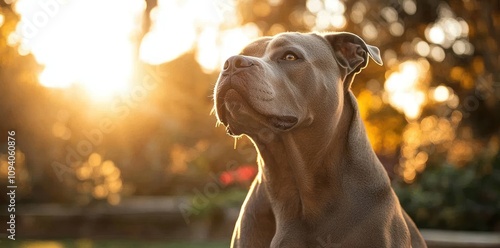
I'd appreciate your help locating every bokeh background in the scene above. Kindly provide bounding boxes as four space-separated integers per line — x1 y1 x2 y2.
0 0 499 247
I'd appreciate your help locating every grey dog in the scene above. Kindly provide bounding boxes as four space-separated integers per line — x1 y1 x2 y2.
213 32 426 248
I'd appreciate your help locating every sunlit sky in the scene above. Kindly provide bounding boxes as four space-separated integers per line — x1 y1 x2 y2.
11 0 144 100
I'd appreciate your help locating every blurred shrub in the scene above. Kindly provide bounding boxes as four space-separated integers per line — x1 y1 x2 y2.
395 148 500 231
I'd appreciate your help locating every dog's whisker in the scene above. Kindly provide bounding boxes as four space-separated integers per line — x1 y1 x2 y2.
233 137 238 149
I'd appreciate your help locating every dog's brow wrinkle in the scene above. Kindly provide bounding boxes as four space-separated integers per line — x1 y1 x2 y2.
250 95 273 101
251 96 272 102
271 39 292 48
250 87 273 95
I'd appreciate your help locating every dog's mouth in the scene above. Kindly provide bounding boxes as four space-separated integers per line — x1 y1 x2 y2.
216 85 298 134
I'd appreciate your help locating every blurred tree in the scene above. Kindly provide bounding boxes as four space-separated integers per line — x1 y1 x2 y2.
239 0 308 34
0 1 249 207
142 0 157 38
0 4 87 204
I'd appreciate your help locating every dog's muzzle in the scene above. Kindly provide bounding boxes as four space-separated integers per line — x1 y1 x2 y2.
214 55 298 134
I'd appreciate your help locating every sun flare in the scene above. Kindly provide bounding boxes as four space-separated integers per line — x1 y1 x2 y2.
12 0 145 101
11 0 258 100
384 60 430 120
139 0 259 73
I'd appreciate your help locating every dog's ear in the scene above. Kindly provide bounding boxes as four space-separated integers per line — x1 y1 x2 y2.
323 32 382 88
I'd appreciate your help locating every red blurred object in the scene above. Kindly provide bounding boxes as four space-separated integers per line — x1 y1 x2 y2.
236 165 257 182
220 171 234 185
219 164 257 186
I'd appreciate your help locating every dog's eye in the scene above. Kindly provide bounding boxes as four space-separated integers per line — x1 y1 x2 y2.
282 52 298 61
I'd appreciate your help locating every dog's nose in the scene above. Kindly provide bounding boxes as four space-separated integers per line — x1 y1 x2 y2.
223 55 254 72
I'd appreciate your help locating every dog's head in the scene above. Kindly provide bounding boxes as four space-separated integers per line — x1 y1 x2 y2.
213 32 382 138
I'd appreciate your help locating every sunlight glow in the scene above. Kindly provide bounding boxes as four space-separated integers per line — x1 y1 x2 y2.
427 25 445 45
430 45 445 62
362 22 378 41
139 0 257 73
350 2 366 24
384 60 430 120
452 39 474 55
0 13 4 28
139 0 198 65
306 0 346 31
425 3 471 52
433 85 451 102
399 115 457 183
76 153 123 205
402 0 417 15
415 40 430 57
197 23 260 72
13 0 145 101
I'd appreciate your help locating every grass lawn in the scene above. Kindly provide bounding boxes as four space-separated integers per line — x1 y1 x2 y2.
2 240 229 248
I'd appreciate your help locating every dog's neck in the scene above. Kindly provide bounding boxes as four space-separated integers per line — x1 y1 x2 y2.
252 91 391 222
